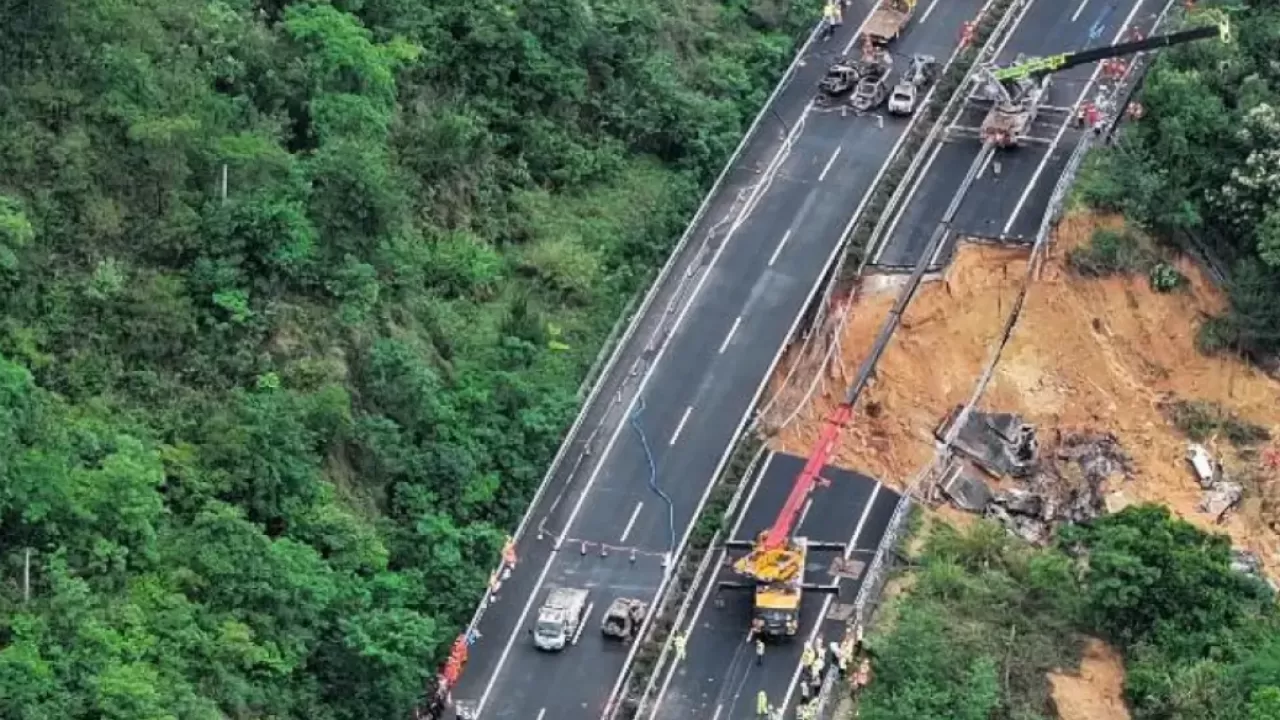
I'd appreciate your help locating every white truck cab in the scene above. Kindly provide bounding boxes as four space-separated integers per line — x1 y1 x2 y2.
533 588 589 651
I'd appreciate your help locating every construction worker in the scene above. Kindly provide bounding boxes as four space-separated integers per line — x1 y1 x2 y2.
756 637 766 666
801 644 816 670
674 633 687 663
821 1 842 40
756 690 770 717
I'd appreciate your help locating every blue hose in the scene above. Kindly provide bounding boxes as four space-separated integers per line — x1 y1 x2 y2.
629 396 677 554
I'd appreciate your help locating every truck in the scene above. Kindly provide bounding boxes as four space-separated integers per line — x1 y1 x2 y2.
751 538 806 637
975 57 1049 147
863 0 916 45
720 535 841 639
974 19 1229 147
887 54 937 115
533 587 590 651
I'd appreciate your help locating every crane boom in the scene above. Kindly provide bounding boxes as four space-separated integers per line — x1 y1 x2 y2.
763 403 854 549
993 19 1229 82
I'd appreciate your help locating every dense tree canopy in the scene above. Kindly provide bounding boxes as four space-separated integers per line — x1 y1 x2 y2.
0 0 812 716
859 507 1280 720
1076 0 1280 359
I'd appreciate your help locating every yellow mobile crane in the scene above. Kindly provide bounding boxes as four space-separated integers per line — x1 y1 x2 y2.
718 404 855 639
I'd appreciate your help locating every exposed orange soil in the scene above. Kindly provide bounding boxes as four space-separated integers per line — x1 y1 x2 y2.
981 212 1280 566
768 210 1280 568
770 243 1031 488
1049 638 1131 720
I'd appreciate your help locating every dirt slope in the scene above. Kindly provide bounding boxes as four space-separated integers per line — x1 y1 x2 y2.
1049 638 1131 720
770 243 1031 486
769 211 1280 567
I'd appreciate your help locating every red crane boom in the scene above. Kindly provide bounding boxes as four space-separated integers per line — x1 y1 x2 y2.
762 401 855 550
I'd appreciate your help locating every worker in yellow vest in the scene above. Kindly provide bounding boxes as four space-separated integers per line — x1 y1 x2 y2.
821 1 843 40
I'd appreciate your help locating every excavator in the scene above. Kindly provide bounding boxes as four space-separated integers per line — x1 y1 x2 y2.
973 13 1231 147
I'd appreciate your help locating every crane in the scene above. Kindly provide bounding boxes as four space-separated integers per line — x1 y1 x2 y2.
975 14 1230 147
717 401 854 639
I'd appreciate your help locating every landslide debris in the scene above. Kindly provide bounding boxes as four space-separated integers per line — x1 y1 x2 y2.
769 211 1280 573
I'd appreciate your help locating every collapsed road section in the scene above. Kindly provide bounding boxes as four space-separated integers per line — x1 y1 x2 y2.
868 0 1172 270
645 453 897 720
442 1 996 718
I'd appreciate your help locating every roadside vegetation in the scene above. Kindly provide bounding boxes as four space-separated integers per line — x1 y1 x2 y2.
846 2 1280 719
0 0 814 717
1074 0 1280 361
855 507 1280 720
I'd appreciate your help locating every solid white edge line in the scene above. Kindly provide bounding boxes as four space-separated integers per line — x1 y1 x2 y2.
1071 0 1091 23
778 482 884 713
647 452 778 718
474 39 819 713
620 502 645 543
614 0 1005 710
458 0 831 663
1001 0 1147 235
873 142 943 264
796 498 815 532
669 406 694 446
921 0 941 23
572 602 594 647
719 316 744 354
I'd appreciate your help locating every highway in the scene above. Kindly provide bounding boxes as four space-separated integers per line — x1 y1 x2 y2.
448 1 990 718
869 0 1170 269
646 453 897 720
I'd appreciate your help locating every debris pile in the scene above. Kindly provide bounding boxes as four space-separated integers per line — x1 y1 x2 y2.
936 409 1134 543
1185 443 1244 523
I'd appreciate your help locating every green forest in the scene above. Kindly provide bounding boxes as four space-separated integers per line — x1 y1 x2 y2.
857 1 1280 719
0 0 812 717
857 507 1280 720
1076 0 1280 361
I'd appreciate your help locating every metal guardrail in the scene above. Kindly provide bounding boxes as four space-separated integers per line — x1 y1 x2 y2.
620 3 1036 716
809 4 1184 718
446 13 828 703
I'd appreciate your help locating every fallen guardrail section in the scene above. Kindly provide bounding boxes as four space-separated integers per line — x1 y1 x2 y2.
808 3 1186 718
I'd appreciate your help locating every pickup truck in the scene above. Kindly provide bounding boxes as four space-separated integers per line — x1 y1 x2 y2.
533 587 590 651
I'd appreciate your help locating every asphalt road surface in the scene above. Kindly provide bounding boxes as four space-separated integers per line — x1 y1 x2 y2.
449 1 986 717
645 453 898 720
869 0 1171 269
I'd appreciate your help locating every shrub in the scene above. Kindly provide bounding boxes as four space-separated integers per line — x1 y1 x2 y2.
1068 227 1152 277
1149 261 1188 292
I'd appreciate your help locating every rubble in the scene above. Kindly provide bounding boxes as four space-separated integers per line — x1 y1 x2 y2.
938 408 1038 478
1232 549 1264 577
1199 482 1243 522
936 415 1134 543
940 463 994 511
